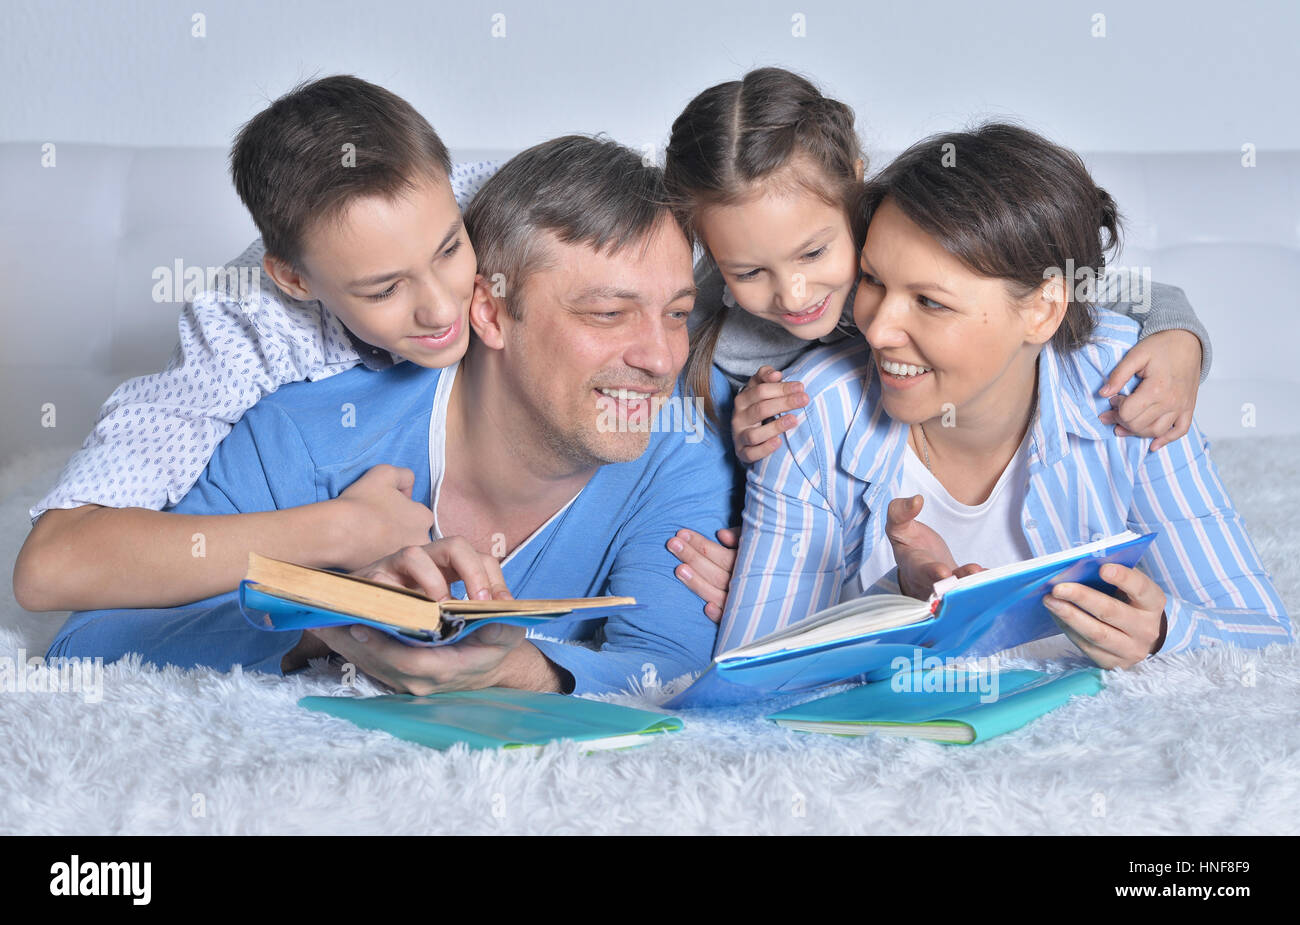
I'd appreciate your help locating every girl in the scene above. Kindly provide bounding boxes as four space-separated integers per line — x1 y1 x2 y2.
664 67 1212 619
715 122 1289 667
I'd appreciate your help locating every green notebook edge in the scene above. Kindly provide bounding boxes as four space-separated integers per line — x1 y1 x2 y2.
766 667 1105 745
299 688 684 752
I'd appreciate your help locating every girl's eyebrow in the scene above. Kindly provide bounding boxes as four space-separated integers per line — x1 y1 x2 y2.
717 227 837 271
788 226 834 255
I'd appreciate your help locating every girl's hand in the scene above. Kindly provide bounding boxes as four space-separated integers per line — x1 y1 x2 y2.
732 366 809 464
1098 329 1203 451
667 527 738 622
885 496 984 600
350 537 513 602
1043 563 1168 669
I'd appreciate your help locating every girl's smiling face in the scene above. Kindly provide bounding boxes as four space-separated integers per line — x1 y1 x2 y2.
853 197 1065 429
695 159 859 340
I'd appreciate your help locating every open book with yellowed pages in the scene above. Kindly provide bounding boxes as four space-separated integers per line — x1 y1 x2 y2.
238 552 640 646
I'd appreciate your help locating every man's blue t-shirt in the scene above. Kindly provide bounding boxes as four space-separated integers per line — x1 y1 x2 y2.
48 361 738 695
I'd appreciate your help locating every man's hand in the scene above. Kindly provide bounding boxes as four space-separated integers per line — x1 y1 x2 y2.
667 526 738 622
310 622 565 695
732 366 809 464
350 536 512 602
1043 563 1168 669
305 538 568 693
885 496 984 600
1098 329 1202 451
328 464 437 570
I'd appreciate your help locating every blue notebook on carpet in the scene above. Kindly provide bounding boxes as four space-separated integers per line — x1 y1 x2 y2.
767 667 1105 745
300 688 684 751
665 530 1154 708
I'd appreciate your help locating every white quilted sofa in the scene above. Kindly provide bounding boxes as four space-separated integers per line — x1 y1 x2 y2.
1 143 1297 471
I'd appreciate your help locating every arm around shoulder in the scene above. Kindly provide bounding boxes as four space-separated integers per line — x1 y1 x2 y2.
1128 422 1291 653
12 403 426 613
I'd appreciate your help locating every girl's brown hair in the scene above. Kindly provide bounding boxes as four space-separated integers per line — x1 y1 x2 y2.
859 122 1120 355
664 67 867 424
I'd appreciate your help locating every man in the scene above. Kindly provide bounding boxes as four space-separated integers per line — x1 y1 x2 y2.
46 135 737 696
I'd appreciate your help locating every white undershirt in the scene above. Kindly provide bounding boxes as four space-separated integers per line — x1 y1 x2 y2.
426 361 579 570
852 429 1034 598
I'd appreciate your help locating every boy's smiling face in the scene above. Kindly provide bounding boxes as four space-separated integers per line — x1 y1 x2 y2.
264 170 476 368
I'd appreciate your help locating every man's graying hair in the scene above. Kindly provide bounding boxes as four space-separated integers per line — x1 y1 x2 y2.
463 135 676 319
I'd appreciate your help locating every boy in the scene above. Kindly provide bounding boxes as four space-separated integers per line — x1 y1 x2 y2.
14 75 498 612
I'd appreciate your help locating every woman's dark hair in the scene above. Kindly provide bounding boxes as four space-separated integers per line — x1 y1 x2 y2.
665 67 867 425
859 122 1121 354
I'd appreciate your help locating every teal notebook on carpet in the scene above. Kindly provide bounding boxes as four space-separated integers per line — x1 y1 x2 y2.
300 688 683 751
665 530 1153 708
767 667 1104 745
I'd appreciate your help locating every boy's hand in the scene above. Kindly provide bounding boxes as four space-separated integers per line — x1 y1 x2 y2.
349 536 512 602
1099 329 1202 451
667 526 739 622
886 496 984 600
732 366 809 464
1043 564 1168 669
331 464 436 568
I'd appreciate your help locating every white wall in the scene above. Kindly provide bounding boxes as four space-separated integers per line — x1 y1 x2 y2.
2 0 1298 470
2 0 1298 155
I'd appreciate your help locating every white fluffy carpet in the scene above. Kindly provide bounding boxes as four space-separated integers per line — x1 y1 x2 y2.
3 438 1298 835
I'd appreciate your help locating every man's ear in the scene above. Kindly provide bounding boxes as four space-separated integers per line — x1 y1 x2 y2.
468 273 510 350
1023 273 1070 346
262 253 314 301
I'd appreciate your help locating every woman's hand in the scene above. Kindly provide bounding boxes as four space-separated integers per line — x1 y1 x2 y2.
350 537 513 602
885 496 984 600
1043 563 1168 669
732 366 809 464
1099 329 1203 451
667 527 739 622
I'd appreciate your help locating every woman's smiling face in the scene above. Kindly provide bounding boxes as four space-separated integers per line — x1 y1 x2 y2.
852 197 1062 427
695 159 859 340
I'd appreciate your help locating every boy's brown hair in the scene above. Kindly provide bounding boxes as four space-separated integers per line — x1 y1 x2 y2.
229 75 451 268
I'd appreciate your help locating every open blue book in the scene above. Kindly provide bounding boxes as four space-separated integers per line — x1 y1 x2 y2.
665 530 1154 709
767 667 1104 745
300 688 683 751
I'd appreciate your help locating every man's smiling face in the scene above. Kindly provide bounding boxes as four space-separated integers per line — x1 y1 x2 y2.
494 213 697 467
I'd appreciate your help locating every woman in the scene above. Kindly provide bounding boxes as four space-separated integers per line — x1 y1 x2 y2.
663 68 1212 618
715 122 1290 669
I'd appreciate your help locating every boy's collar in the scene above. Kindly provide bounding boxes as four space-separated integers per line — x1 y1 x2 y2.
339 321 398 371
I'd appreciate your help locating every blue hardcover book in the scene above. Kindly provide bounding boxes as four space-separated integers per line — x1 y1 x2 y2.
300 688 683 751
664 530 1154 709
239 552 641 646
767 667 1105 745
